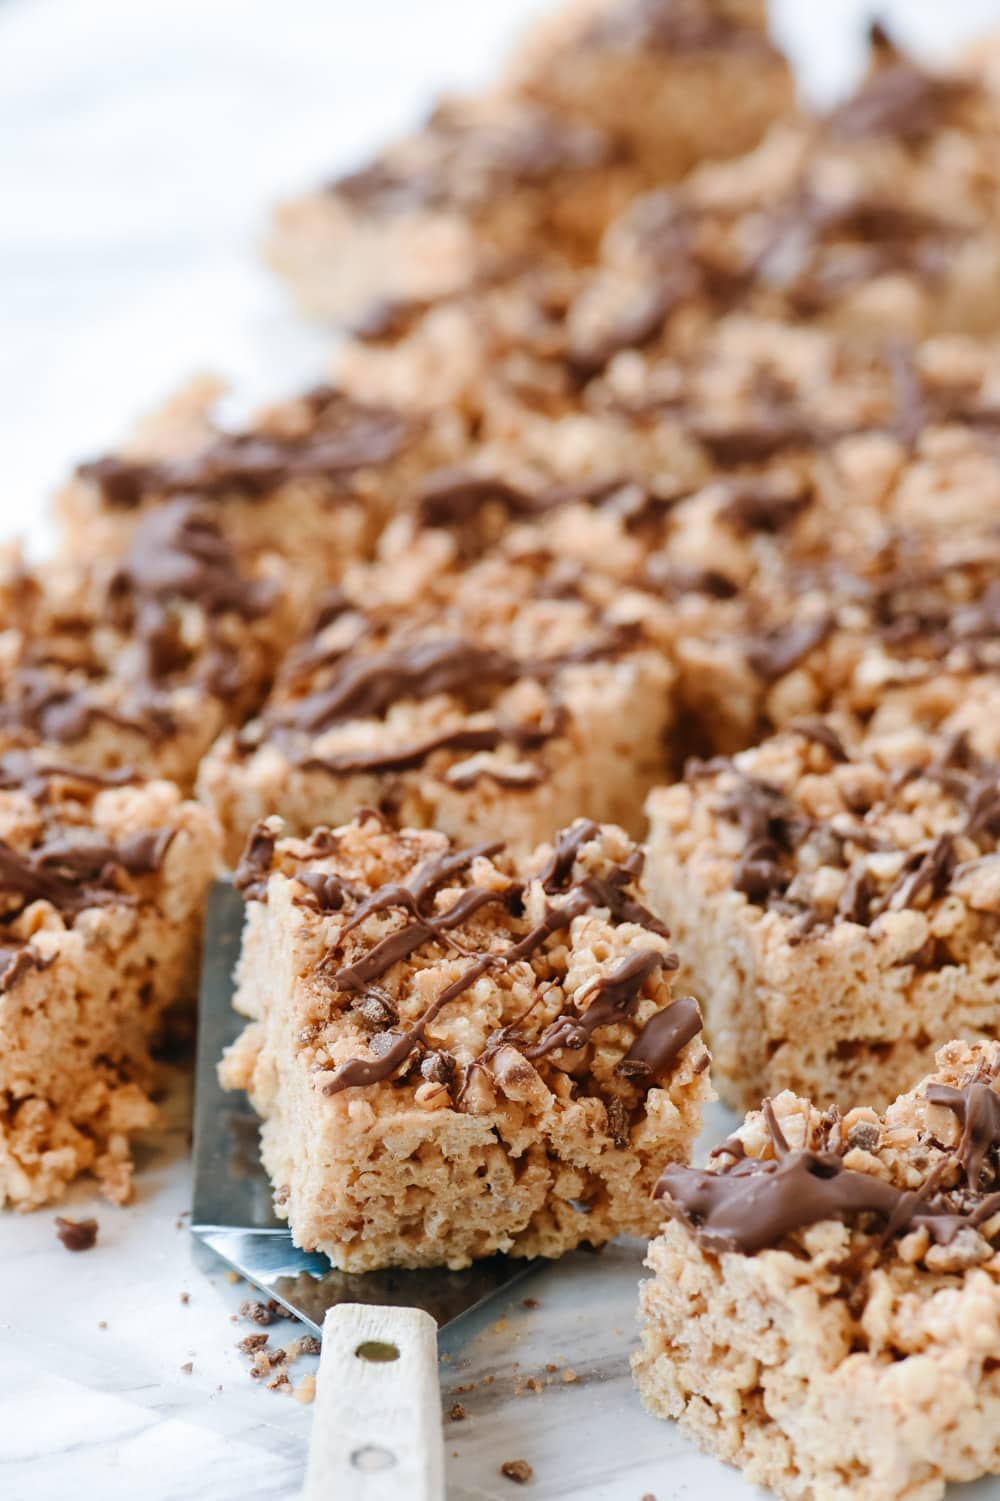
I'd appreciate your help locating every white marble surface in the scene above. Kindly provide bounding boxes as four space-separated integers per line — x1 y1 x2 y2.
5 1 1000 1497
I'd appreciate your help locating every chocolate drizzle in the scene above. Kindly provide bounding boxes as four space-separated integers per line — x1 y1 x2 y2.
313 822 680 1097
77 389 412 507
0 945 46 993
621 994 703 1087
656 1065 1000 1256
926 1079 1000 1189
827 59 971 144
525 949 674 1058
0 828 174 917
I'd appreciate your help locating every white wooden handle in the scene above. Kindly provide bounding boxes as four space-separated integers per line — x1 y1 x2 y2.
304 1304 444 1501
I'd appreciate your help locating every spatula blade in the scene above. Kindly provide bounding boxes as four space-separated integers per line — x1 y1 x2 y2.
190 880 536 1334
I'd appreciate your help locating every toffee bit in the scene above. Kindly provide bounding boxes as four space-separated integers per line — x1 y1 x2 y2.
54 1216 98 1252
355 994 399 1029
239 1298 287 1325
500 1459 534 1484
237 1333 269 1354
448 1402 467 1421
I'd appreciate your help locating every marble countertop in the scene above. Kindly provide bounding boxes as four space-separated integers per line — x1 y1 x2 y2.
5 0 1000 1496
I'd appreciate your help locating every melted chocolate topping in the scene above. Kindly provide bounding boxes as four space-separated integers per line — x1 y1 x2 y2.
827 60 971 143
926 1079 1000 1189
0 945 45 993
234 823 278 901
0 828 174 917
300 712 566 779
526 949 674 1057
316 825 674 1096
621 994 703 1086
77 389 412 506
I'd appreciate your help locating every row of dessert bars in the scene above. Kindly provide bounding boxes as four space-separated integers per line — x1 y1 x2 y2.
5 3 1000 1496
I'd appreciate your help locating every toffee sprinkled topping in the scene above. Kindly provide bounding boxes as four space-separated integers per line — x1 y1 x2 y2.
314 822 676 1096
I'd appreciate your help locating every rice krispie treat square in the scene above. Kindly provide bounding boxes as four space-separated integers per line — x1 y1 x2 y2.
220 814 712 1269
634 1038 1000 1501
57 378 459 595
508 0 791 182
644 720 1000 1111
198 550 675 864
571 31 1000 362
0 754 221 1209
266 95 639 327
0 499 299 790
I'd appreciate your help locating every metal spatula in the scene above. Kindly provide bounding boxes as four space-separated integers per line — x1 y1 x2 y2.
191 880 536 1498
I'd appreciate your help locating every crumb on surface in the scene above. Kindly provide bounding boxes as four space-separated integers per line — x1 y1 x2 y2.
448 1402 467 1421
237 1333 269 1355
180 1362 193 1375
501 1459 534 1484
522 1298 540 1309
294 1373 316 1405
225 1270 241 1284
55 1216 98 1252
239 1298 284 1325
179 1291 190 1305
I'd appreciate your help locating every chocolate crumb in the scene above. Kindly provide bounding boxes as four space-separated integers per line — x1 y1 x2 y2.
297 1334 322 1357
545 1363 558 1373
522 1297 540 1309
180 1362 193 1374
448 1402 467 1421
237 1333 269 1354
55 1216 98 1252
501 1459 534 1484
525 1376 543 1393
179 1291 190 1305
267 1370 292 1392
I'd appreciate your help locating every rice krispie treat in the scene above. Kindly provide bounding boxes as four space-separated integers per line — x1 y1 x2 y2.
634 1038 1000 1501
0 753 221 1209
0 500 298 790
266 95 639 326
644 720 1000 1110
571 34 1000 365
509 0 791 181
221 814 711 1269
198 551 675 864
57 378 458 594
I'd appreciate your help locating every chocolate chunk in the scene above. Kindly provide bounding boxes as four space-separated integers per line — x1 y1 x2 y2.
55 1216 98 1252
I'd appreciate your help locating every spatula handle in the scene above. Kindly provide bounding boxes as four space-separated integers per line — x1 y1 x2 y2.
304 1303 444 1500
